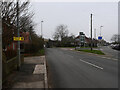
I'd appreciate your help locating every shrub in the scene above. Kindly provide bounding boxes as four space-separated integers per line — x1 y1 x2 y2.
24 36 44 54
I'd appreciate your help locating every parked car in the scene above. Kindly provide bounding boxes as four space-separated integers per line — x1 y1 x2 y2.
111 44 120 50
114 44 120 50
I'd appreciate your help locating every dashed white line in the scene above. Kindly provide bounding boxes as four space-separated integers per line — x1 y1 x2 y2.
80 59 103 70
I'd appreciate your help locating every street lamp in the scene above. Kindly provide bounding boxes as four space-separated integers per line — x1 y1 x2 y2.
99 26 103 47
41 21 43 38
94 28 96 39
100 26 103 36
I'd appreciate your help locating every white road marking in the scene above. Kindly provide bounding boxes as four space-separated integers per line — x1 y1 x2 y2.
80 59 103 70
112 58 118 61
101 57 111 59
98 56 118 61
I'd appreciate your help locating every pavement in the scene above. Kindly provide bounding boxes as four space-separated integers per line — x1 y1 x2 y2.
3 56 48 89
45 48 118 88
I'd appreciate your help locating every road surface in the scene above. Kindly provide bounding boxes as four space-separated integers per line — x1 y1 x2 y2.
45 48 118 88
100 46 119 59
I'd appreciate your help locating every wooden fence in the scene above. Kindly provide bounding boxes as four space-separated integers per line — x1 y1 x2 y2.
2 54 24 83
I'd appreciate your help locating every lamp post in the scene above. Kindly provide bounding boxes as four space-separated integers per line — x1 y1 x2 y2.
94 28 96 39
99 26 103 47
41 21 43 38
100 26 103 36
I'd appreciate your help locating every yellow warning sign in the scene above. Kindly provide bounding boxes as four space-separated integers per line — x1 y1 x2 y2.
13 37 24 41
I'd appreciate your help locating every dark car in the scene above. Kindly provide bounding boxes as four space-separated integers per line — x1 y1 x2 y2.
112 44 120 50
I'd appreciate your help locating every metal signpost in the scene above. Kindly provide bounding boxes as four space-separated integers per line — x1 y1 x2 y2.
98 36 102 48
0 1 2 89
17 0 21 70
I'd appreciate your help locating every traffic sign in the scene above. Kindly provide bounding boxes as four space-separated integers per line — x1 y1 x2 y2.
13 37 24 41
98 36 102 40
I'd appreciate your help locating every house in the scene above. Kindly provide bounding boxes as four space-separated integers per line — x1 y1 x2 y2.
75 32 98 47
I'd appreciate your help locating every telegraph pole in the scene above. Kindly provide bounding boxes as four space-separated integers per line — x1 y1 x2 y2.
17 0 21 70
90 14 93 51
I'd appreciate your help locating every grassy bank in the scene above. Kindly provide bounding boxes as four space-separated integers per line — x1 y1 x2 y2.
78 49 105 55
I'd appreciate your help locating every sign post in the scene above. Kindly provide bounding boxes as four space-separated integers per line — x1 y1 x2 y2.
98 36 102 47
0 1 2 89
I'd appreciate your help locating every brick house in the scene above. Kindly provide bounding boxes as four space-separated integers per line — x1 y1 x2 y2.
75 32 98 47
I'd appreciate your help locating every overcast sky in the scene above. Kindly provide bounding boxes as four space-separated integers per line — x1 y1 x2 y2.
30 2 118 42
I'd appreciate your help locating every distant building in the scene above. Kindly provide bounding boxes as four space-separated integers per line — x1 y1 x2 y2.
75 32 98 47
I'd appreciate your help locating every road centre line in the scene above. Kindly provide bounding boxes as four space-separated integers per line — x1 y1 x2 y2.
80 59 103 70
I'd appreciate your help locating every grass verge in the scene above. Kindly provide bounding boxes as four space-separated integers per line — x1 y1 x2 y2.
78 49 105 55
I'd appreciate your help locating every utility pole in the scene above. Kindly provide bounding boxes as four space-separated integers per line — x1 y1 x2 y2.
90 14 93 51
41 21 43 38
94 28 96 39
17 0 21 70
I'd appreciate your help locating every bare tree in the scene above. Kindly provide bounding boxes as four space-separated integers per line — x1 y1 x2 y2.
1 0 34 48
53 24 69 41
111 34 120 43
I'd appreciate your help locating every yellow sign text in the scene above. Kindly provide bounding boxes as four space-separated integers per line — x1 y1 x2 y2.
13 37 24 41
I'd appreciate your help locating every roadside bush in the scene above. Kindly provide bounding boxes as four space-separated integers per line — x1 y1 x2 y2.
24 34 44 54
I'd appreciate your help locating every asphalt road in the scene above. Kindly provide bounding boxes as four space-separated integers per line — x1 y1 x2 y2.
45 48 118 88
100 46 119 59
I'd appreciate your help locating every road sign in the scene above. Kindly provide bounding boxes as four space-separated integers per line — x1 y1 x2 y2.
13 37 24 41
98 36 102 40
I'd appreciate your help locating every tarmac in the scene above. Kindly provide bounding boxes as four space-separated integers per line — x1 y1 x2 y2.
3 56 48 89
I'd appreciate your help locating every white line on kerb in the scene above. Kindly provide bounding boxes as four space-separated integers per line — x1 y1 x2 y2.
80 59 103 70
